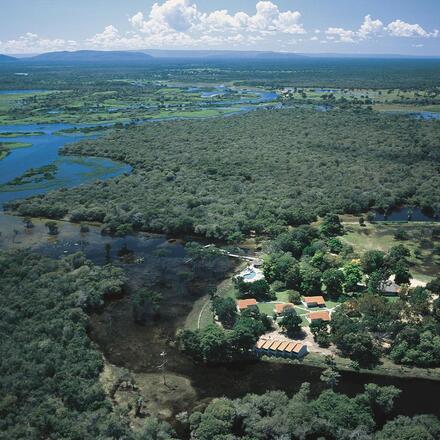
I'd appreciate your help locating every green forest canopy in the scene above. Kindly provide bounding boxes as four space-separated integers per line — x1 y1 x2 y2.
0 250 130 439
10 107 440 241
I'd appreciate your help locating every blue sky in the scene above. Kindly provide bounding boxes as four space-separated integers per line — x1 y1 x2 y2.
1 0 439 55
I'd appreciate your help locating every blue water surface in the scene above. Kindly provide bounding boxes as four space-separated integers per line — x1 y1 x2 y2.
0 122 131 206
0 90 49 95
0 86 280 208
374 207 439 222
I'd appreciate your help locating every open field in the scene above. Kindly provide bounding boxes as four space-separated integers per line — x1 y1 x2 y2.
341 221 440 281
0 83 273 125
373 103 440 113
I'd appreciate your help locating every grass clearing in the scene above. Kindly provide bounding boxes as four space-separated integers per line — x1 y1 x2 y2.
257 302 276 315
275 290 291 302
341 222 439 281
373 103 440 113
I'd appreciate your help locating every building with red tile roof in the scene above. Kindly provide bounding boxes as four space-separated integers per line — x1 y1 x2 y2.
236 298 257 312
255 338 308 358
303 296 326 307
308 310 330 322
269 341 283 351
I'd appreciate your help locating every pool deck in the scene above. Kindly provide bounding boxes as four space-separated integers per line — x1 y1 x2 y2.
238 264 265 283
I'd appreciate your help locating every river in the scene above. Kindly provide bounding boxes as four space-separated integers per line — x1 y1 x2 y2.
0 123 131 205
373 207 439 222
0 87 278 205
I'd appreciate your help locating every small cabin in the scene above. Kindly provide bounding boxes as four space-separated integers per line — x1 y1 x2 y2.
236 298 258 313
381 280 400 296
308 310 331 323
303 296 326 308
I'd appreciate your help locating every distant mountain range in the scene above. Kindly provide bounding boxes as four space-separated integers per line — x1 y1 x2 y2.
139 49 306 59
0 49 439 63
0 54 17 62
27 50 153 63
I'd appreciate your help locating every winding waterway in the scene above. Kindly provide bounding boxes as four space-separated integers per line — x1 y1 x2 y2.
0 123 131 205
0 87 277 206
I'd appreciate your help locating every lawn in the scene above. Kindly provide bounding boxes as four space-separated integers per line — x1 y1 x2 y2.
341 222 439 281
372 102 440 113
257 302 276 315
275 290 291 302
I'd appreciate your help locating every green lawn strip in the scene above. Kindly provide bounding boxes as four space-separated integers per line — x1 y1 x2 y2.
301 352 440 381
265 350 440 381
275 290 290 302
257 302 277 316
184 262 246 330
323 299 345 310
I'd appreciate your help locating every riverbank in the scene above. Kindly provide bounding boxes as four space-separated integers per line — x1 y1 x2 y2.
0 141 32 160
301 353 440 382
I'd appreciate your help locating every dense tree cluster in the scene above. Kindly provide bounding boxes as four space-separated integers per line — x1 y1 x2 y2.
332 282 440 368
8 107 440 241
0 245 438 440
179 306 271 363
235 277 274 302
187 382 440 440
1 58 440 91
0 250 130 439
262 221 351 297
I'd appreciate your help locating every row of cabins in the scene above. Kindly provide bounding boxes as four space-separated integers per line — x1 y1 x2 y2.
255 339 308 358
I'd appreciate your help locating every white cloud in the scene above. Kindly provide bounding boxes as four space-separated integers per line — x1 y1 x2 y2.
386 20 438 38
324 15 437 44
326 27 357 43
358 15 383 39
325 15 383 44
0 0 307 53
129 0 305 38
1 2 438 53
142 0 200 33
0 32 78 53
